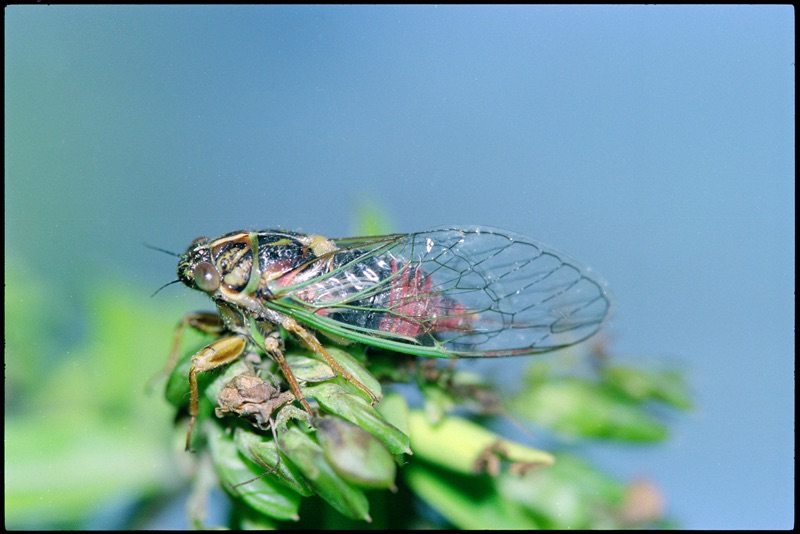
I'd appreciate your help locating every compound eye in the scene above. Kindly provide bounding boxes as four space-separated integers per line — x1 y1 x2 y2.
193 262 220 293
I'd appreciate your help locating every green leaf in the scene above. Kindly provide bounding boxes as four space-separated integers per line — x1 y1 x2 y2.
374 391 411 436
497 454 627 529
5 279 187 528
408 410 554 476
306 382 411 455
602 365 692 409
510 378 670 442
206 420 302 521
233 427 314 497
316 416 397 489
405 462 538 529
285 355 337 383
278 426 371 522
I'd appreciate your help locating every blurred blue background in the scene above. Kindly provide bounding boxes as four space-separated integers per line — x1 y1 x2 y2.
5 5 793 529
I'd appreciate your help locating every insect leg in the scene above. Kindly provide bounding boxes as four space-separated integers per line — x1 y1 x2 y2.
280 316 380 405
148 312 227 393
185 334 247 451
164 311 227 376
259 333 314 414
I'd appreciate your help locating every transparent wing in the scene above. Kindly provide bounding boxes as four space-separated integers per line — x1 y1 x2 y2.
268 226 611 358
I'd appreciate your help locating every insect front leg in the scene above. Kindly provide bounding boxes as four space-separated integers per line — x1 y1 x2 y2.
185 334 248 451
148 312 228 394
164 311 227 377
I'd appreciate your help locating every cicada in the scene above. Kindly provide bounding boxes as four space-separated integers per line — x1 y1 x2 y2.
164 226 611 449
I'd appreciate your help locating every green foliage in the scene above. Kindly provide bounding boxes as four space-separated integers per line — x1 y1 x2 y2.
4 256 190 529
349 198 396 237
4 207 691 529
161 323 688 529
508 349 692 443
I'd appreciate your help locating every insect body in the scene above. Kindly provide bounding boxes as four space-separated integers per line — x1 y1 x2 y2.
169 227 611 449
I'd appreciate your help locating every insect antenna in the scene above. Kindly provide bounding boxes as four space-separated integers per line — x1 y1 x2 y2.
143 242 181 257
150 278 182 297
144 242 183 297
